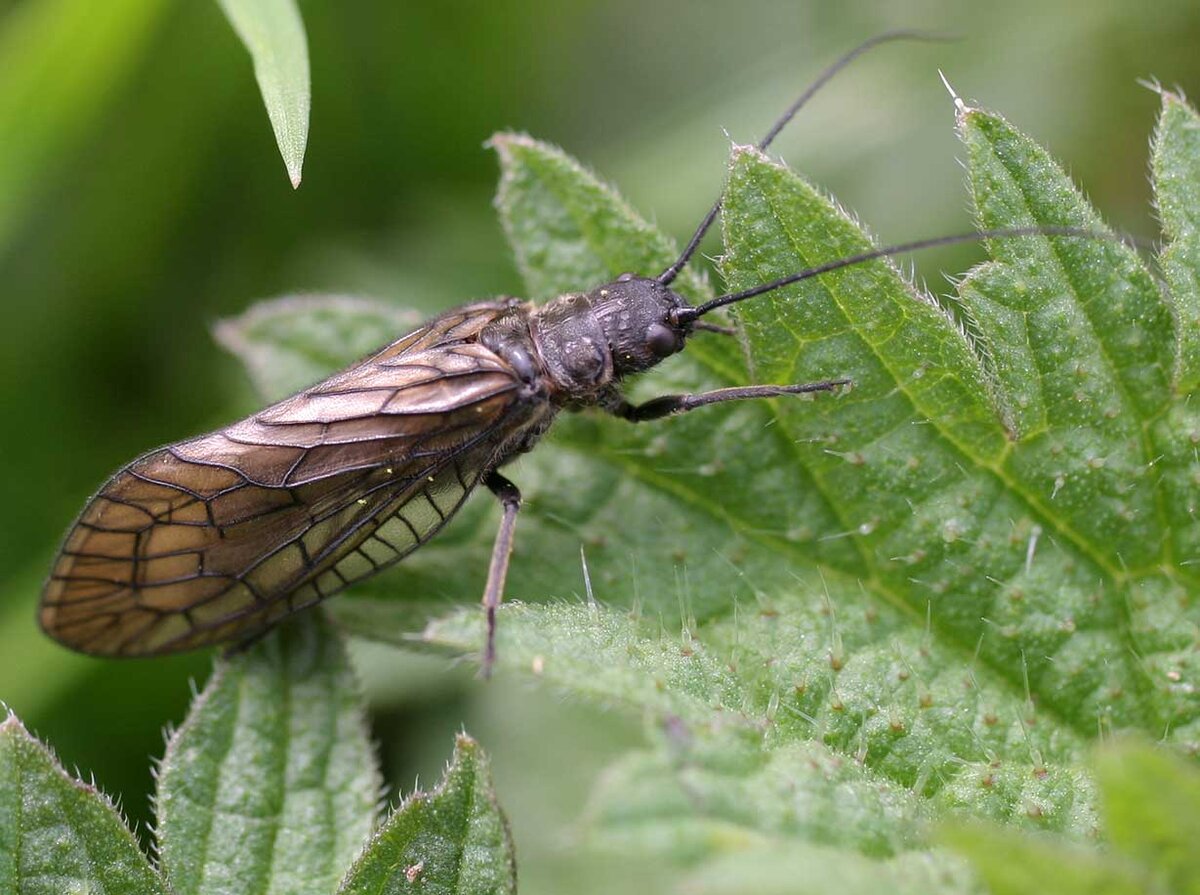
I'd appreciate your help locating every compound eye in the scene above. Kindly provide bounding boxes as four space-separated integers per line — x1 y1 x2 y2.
616 272 636 282
646 322 679 357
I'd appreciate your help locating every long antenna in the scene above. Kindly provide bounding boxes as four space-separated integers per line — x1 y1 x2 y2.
674 226 1122 322
656 29 952 287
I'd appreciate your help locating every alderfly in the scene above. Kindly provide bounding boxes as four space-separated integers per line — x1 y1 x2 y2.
40 33 1096 673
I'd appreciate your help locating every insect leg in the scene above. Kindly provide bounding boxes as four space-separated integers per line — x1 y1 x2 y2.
608 380 849 423
480 470 522 677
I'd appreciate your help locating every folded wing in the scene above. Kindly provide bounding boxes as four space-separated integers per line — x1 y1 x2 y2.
42 302 545 655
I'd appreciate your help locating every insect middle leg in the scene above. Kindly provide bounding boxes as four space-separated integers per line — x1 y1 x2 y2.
481 469 522 677
606 380 849 422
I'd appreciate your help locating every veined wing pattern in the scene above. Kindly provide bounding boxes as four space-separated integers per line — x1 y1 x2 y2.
42 301 546 656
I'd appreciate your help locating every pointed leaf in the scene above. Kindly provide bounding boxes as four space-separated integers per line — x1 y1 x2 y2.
956 104 1171 568
0 713 167 895
958 105 1200 746
216 0 310 187
338 734 516 895
1149 93 1200 694
1152 90 1200 393
721 143 1155 736
156 612 379 895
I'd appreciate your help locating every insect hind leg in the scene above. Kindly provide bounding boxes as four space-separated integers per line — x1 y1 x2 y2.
480 470 522 677
607 380 849 422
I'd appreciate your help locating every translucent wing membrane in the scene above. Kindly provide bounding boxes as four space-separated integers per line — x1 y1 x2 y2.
42 301 547 656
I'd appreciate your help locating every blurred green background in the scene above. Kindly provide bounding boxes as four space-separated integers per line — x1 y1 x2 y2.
1 0 1197 890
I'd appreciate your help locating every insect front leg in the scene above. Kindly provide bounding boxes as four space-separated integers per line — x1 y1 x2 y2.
604 380 849 423
480 470 522 677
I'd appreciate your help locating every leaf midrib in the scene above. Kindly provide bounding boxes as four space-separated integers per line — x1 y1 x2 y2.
743 160 1139 589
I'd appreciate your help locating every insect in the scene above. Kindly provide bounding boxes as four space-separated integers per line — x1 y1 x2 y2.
39 32 1084 672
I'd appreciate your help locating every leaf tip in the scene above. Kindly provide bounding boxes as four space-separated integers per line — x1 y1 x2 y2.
1160 86 1193 112
0 710 25 738
486 130 530 158
453 731 481 755
727 142 770 173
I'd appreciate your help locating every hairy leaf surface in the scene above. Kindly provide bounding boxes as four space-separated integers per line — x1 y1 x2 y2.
217 94 1200 889
156 612 379 895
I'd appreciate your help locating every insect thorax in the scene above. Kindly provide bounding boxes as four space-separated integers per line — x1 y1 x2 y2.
527 292 614 397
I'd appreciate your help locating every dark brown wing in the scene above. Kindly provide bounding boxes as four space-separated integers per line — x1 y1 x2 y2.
41 301 550 656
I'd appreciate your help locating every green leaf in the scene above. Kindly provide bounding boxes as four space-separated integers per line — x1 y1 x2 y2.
338 733 516 895
490 133 713 306
215 0 310 187
1151 89 1200 393
1095 738 1200 895
956 104 1172 562
155 612 379 895
0 712 167 895
1150 92 1200 608
0 0 170 248
214 99 1200 888
946 738 1200 895
424 590 1100 849
214 295 422 402
720 121 1157 732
